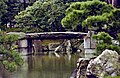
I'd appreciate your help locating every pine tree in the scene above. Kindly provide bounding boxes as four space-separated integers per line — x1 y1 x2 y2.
0 0 7 25
4 0 20 27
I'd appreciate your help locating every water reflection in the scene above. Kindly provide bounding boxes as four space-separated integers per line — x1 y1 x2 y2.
1 55 79 78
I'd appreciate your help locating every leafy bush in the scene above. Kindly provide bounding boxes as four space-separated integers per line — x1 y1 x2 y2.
0 31 23 72
105 76 120 78
93 32 120 55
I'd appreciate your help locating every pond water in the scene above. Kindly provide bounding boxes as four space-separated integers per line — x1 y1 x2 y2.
0 54 79 78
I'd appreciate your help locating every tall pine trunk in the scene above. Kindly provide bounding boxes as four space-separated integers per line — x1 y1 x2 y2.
107 0 120 7
23 0 27 10
112 0 117 7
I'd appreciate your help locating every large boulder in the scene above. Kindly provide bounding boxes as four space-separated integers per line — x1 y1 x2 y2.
76 58 89 78
70 49 120 78
86 49 120 78
70 58 89 78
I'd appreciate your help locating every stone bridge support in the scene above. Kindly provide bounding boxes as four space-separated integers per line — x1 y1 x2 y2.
84 31 96 60
18 39 28 55
27 38 33 54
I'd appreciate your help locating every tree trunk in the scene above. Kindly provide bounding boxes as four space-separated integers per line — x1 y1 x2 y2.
107 0 112 4
23 0 27 10
112 0 117 7
107 0 120 8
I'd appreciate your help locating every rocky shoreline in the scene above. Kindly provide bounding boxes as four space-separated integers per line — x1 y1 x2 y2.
70 49 120 78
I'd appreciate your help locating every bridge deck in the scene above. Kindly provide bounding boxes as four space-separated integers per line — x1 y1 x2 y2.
26 32 87 39
8 32 87 39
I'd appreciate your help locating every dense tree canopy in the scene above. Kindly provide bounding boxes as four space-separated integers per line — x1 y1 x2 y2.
0 0 119 31
16 0 103 32
61 0 113 30
0 0 37 30
15 0 69 32
0 0 7 25
2 0 20 26
0 0 21 30
61 0 120 38
0 0 118 32
106 9 120 38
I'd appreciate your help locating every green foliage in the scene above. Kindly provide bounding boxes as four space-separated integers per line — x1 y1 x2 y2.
0 0 22 30
62 0 120 38
106 9 120 38
93 32 120 55
0 34 19 44
96 43 120 55
0 0 8 25
117 33 120 45
62 0 114 31
4 0 20 22
15 0 68 32
0 0 37 29
3 61 17 72
93 32 112 44
105 76 120 78
0 31 23 72
82 15 108 30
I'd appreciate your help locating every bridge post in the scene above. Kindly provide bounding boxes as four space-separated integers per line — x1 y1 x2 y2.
84 31 96 60
19 39 28 55
27 38 33 54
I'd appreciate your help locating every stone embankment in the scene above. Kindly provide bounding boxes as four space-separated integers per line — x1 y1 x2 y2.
70 49 120 78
